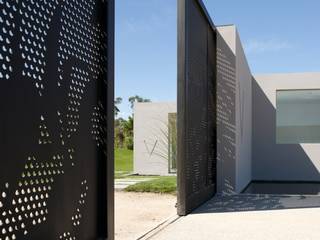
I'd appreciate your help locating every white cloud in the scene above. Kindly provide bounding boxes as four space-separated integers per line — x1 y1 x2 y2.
244 39 293 54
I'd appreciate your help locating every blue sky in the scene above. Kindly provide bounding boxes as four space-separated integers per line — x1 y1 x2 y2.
115 0 320 118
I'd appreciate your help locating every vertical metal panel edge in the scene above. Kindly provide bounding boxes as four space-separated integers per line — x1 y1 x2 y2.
196 0 216 31
214 31 218 194
106 0 115 239
177 0 188 216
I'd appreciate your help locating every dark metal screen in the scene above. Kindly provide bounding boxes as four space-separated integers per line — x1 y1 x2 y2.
177 0 217 215
0 0 114 239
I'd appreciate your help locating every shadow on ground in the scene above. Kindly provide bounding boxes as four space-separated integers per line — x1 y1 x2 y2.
192 194 320 214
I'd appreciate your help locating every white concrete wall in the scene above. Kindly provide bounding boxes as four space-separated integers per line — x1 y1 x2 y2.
216 26 237 194
235 29 252 192
252 73 320 181
134 102 176 176
216 25 252 194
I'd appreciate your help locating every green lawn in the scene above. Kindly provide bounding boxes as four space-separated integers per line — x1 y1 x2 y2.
125 176 177 194
115 148 133 177
115 148 176 194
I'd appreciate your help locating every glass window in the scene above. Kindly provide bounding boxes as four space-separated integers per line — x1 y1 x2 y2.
277 89 320 144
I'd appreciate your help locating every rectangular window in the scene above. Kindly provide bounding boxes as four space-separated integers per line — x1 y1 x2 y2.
277 89 320 144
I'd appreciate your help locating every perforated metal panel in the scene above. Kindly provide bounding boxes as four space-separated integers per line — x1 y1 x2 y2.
0 0 114 239
177 0 217 215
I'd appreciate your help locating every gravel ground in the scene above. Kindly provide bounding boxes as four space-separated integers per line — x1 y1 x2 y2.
115 192 176 240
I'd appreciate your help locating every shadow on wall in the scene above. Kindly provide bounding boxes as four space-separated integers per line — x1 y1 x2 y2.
142 113 176 173
252 79 320 181
217 31 236 194
192 194 320 214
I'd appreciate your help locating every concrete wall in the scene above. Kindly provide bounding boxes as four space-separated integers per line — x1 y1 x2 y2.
134 102 176 176
216 25 252 194
216 26 237 194
235 29 252 192
252 73 320 181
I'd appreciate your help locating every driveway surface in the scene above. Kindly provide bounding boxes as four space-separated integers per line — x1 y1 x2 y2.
150 194 320 240
115 192 176 240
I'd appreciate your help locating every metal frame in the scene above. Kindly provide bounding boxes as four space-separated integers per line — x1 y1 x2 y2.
177 0 187 216
177 0 217 216
105 0 115 239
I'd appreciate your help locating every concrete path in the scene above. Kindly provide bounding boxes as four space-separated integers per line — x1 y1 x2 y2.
150 194 320 240
114 178 154 191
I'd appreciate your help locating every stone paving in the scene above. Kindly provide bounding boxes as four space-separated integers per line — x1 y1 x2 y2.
114 177 154 191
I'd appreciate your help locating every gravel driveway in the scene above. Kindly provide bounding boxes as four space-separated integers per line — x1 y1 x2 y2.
115 192 176 240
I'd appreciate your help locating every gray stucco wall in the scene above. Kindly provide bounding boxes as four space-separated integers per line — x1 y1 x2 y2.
217 25 252 194
134 102 177 176
252 73 320 181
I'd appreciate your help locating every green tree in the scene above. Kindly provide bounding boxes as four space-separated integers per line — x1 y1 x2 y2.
123 116 134 150
128 95 151 109
114 97 122 117
115 96 152 150
115 117 126 148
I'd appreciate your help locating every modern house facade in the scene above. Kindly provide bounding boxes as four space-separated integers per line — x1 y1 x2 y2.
133 24 253 192
1 0 318 238
134 102 177 176
253 73 320 182
135 24 320 195
216 25 252 194
218 26 320 193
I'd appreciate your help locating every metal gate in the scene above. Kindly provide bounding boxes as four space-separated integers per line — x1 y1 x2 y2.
177 0 217 215
0 0 114 239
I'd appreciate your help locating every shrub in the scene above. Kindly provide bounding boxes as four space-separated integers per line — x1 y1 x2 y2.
125 136 134 150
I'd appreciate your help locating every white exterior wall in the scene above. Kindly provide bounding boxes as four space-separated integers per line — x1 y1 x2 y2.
235 29 252 192
217 25 252 194
134 102 176 176
252 73 320 181
216 26 236 194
